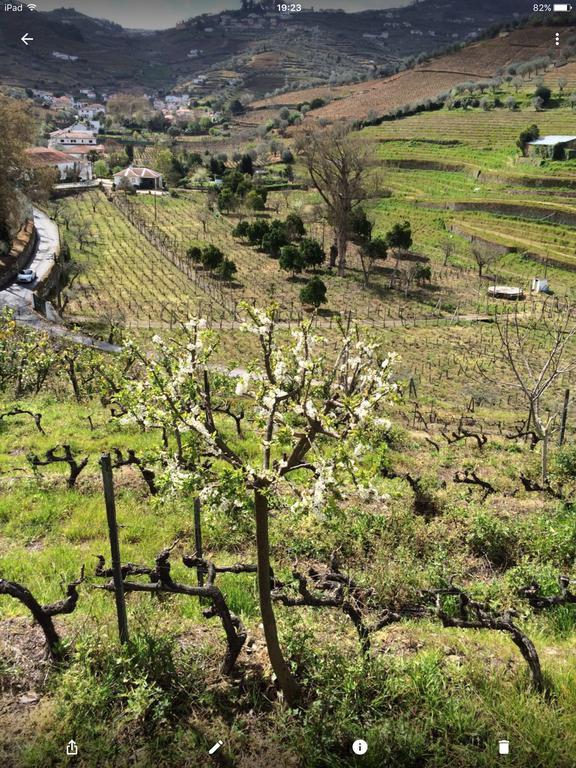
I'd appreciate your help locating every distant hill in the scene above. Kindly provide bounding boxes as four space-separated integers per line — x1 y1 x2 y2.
247 25 572 125
0 0 532 95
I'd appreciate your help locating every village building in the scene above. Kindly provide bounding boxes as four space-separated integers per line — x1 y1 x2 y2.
51 95 75 111
165 94 189 106
526 135 576 160
52 51 79 61
48 123 105 163
49 123 99 149
113 167 163 190
25 147 92 181
76 103 106 120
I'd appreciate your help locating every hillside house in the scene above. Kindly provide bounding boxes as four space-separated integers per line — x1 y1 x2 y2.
49 123 98 149
77 103 106 120
526 135 576 160
51 95 75 110
113 167 163 190
25 147 92 181
52 51 79 62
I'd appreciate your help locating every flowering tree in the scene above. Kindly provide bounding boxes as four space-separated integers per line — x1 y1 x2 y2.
114 306 397 705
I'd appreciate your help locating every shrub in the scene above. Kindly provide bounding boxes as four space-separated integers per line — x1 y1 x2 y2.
386 220 412 252
186 245 203 263
216 258 237 281
217 188 236 213
200 244 224 270
232 221 250 239
246 220 270 246
245 190 266 211
299 238 325 271
279 245 304 276
467 512 517 569
261 221 288 258
534 85 551 105
517 124 539 152
285 213 306 241
300 277 327 308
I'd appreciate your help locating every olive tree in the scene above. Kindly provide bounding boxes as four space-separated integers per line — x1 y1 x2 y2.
114 307 397 705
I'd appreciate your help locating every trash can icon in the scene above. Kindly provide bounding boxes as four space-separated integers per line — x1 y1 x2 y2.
498 740 510 755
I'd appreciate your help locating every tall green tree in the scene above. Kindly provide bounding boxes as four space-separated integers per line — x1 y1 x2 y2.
0 97 36 244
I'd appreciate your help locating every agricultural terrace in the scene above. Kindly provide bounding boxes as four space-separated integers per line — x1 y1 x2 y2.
368 109 576 173
125 191 478 320
249 25 568 120
56 192 215 329
354 90 576 282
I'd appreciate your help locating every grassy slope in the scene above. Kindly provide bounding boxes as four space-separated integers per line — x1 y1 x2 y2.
1 348 576 766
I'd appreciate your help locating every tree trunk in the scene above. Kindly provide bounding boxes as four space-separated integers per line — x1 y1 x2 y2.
254 488 301 706
336 225 347 277
541 431 549 486
329 244 337 269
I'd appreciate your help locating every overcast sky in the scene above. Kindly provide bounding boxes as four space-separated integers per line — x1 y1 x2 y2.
39 1 412 29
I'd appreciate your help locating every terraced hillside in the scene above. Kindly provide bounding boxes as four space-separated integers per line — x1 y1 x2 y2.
56 192 218 329
359 94 576 283
249 25 572 124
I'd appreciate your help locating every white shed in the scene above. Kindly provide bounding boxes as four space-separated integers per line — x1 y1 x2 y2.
531 277 549 293
113 167 163 190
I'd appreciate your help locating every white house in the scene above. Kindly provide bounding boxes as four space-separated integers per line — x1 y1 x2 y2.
25 147 92 181
113 166 163 190
531 277 549 293
52 51 79 61
165 94 189 106
49 123 98 149
77 103 106 120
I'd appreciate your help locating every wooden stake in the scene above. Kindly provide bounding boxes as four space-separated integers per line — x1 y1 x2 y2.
559 389 570 447
100 453 129 644
194 496 204 588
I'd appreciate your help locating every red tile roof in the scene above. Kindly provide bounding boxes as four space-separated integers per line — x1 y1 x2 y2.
57 144 105 155
25 147 74 165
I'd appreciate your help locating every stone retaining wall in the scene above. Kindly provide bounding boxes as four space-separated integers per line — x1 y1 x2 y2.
0 219 37 290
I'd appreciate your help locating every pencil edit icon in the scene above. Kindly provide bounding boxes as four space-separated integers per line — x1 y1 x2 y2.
208 740 224 755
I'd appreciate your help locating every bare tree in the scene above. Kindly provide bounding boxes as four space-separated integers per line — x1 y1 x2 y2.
73 222 92 252
440 236 456 266
494 300 576 483
471 243 498 278
295 123 376 277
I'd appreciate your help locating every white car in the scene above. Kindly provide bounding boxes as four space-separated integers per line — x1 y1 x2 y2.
16 269 36 284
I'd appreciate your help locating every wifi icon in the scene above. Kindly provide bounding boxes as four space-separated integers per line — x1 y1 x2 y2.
27 3 38 10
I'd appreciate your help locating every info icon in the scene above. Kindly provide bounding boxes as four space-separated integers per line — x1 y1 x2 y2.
352 739 368 756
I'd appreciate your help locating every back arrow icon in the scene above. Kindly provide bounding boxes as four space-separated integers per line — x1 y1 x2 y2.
21 33 34 45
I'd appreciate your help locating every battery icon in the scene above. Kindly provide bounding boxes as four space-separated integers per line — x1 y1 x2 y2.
553 4 572 10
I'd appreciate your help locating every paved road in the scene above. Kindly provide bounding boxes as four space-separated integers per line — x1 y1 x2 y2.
0 208 120 353
0 208 59 313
